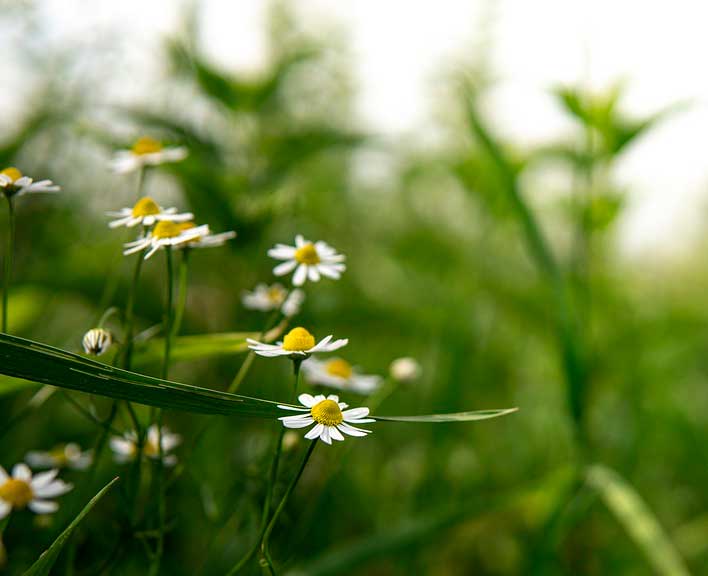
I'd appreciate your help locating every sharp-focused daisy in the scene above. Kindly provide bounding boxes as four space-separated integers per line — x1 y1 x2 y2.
242 283 305 317
302 357 382 395
268 235 346 286
278 393 374 445
0 463 72 519
175 222 236 249
247 326 347 358
110 425 181 466
0 167 60 198
123 221 209 259
82 328 113 356
25 443 93 471
110 136 188 174
107 196 193 229
389 357 421 382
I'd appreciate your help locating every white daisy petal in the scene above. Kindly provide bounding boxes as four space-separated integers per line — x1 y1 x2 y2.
329 426 344 442
305 423 324 440
12 463 31 481
0 500 10 520
273 260 298 276
28 500 59 515
30 469 58 489
34 480 72 499
298 393 317 407
292 264 308 286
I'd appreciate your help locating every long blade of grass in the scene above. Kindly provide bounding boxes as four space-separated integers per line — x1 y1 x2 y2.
372 408 518 422
587 465 690 576
22 477 119 576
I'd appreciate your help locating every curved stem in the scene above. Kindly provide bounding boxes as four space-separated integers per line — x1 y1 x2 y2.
3 196 15 333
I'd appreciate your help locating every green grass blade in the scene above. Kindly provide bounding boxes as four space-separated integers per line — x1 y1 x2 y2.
22 477 119 576
587 465 690 576
372 408 518 422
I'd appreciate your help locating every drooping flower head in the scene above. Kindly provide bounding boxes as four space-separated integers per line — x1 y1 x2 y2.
242 283 305 317
0 463 72 519
0 167 60 198
25 443 93 471
268 235 346 286
110 136 188 174
110 425 181 466
247 326 347 358
389 357 421 382
278 393 374 445
302 357 381 395
107 196 193 229
123 221 210 259
82 328 113 356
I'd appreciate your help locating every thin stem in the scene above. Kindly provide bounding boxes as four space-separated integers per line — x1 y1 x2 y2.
135 166 146 201
3 196 15 333
162 247 174 381
260 440 317 573
122 251 145 371
171 249 190 339
97 306 120 329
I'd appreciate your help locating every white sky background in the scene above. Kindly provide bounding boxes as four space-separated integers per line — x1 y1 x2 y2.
7 0 708 259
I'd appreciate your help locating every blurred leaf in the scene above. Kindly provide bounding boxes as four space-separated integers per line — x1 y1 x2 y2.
373 408 518 422
587 465 690 576
22 477 119 576
586 193 624 231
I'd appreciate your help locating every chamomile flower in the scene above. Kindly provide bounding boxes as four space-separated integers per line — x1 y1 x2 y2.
110 425 181 467
268 235 346 286
0 463 72 519
0 167 60 198
82 328 113 356
25 443 93 471
110 136 188 174
123 221 209 259
247 327 347 358
242 283 305 317
107 196 193 229
278 393 374 445
302 357 382 395
175 222 236 249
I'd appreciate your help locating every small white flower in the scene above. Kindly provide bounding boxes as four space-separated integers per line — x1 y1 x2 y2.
0 167 60 198
389 357 421 382
123 221 210 259
247 326 347 358
110 136 188 174
302 357 381 395
82 328 113 356
242 283 304 317
278 393 374 445
107 196 194 229
268 235 346 287
0 463 72 519
110 425 181 467
25 443 93 471
175 222 236 250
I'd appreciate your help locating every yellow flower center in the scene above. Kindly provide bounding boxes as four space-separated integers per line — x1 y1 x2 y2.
326 359 353 379
178 222 196 231
268 286 286 304
131 136 163 155
282 327 315 351
144 439 159 457
49 446 70 466
294 243 320 265
132 197 161 218
311 399 343 426
1 167 22 183
0 478 33 508
152 221 182 239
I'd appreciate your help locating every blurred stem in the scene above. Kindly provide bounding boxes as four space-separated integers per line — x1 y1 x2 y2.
172 249 190 339
2 195 15 333
97 306 120 329
122 251 145 371
162 247 175 381
136 166 146 200
260 440 317 574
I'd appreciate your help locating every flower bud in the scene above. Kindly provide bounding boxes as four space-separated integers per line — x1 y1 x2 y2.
82 328 112 356
389 357 421 383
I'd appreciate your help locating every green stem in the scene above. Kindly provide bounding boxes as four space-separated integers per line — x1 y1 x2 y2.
122 251 145 371
162 247 174 382
136 166 146 201
171 249 190 339
97 306 120 329
260 440 317 574
3 196 15 333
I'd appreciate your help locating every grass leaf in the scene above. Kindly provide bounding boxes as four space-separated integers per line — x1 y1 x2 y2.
372 408 518 422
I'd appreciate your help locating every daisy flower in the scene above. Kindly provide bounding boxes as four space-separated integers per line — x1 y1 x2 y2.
242 283 305 317
0 167 60 198
268 235 346 286
110 425 181 466
110 136 188 174
247 326 347 358
175 222 236 249
123 221 210 259
107 196 193 229
0 463 72 519
302 357 381 395
82 328 113 356
278 393 374 445
25 443 93 471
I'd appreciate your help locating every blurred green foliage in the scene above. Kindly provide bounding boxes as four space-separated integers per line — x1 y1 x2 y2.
0 3 706 575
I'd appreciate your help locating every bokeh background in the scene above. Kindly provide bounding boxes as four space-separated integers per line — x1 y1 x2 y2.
1 1 708 574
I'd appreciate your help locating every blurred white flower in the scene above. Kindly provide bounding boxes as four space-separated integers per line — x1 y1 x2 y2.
0 464 72 519
302 357 381 395
82 328 113 356
268 235 345 286
107 196 193 229
389 357 421 382
242 283 304 317
176 222 236 249
247 327 347 358
110 425 181 467
0 167 60 198
278 393 374 445
123 221 209 259
110 136 188 174
26 443 93 471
